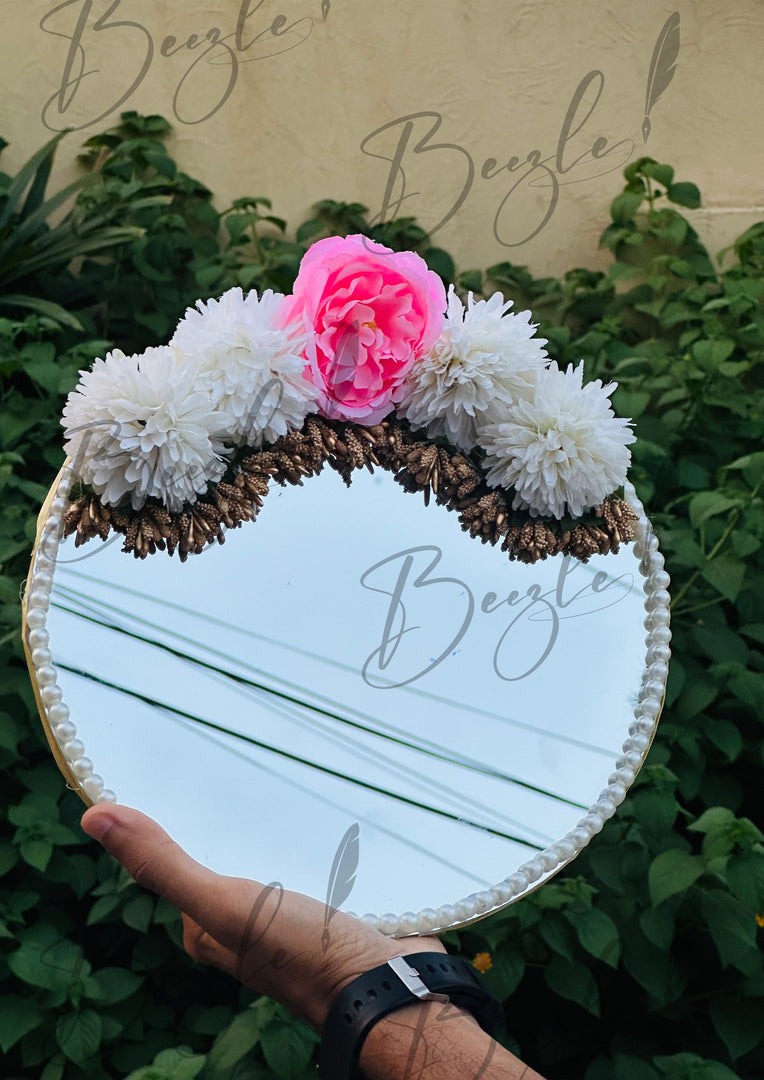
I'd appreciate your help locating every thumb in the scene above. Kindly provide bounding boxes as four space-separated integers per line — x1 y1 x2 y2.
81 803 257 951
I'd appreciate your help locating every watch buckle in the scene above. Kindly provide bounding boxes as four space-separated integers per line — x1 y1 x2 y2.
387 955 450 1004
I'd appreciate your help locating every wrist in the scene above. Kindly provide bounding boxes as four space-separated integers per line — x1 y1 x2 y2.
359 1001 482 1080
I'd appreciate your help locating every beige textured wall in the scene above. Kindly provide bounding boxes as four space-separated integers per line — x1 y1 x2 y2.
1 1 763 278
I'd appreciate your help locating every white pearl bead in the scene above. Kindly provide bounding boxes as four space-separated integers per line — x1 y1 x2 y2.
582 813 604 835
26 607 47 629
397 912 420 936
360 914 379 927
506 872 529 894
490 883 514 905
646 643 671 664
27 628 50 649
630 733 651 752
71 757 94 780
378 913 400 935
615 767 635 786
41 686 63 707
609 782 627 802
597 796 617 818
637 695 663 717
435 904 458 926
651 626 672 646
98 789 118 804
641 679 666 700
417 908 439 931
553 838 577 861
645 610 671 630
521 860 542 884
454 899 475 921
49 704 71 726
634 718 656 737
34 572 54 591
539 850 558 871
570 827 591 848
61 738 85 759
648 661 669 682
650 570 671 591
26 590 50 612
35 664 57 687
53 719 76 741
82 774 105 799
31 648 52 667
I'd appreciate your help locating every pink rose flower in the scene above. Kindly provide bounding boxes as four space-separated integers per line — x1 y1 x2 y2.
279 234 447 423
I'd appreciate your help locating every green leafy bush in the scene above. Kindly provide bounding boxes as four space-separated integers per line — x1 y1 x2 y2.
0 121 762 1079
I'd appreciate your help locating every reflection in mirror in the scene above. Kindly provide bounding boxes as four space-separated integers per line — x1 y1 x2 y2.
25 465 668 933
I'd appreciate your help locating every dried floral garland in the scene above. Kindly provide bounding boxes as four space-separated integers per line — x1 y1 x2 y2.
62 415 637 563
60 234 638 562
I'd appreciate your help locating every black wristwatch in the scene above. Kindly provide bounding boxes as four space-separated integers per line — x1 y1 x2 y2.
318 952 505 1078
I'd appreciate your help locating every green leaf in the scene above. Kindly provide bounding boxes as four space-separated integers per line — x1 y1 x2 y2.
569 908 621 968
710 995 764 1060
654 1052 739 1079
648 849 704 906
204 1002 272 1079
726 851 764 907
0 994 45 1052
544 957 600 1016
692 338 735 369
261 1017 318 1078
9 929 89 993
667 182 701 209
612 389 650 419
688 492 740 529
85 966 143 1005
622 925 686 1004
639 905 676 951
643 162 675 187
56 1009 102 1063
702 558 746 602
702 890 758 971
123 894 154 932
729 671 764 713
478 943 525 1000
125 1047 206 1079
611 191 644 225
19 837 54 872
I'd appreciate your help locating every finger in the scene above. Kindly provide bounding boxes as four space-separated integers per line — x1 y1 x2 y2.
81 804 267 954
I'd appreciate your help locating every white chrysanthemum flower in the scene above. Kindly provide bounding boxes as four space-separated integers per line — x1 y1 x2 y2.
396 286 548 451
171 287 319 446
478 362 636 519
62 346 228 512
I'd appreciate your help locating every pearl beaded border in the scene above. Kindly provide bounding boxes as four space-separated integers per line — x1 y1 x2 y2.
23 471 669 935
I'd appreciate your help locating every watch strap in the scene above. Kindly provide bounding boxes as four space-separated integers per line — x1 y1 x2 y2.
318 952 504 1078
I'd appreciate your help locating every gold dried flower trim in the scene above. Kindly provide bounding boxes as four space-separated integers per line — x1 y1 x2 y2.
62 415 637 564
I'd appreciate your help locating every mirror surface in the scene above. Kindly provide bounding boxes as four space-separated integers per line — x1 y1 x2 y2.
35 466 657 927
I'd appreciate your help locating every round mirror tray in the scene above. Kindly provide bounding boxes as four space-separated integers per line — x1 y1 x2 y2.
23 461 669 935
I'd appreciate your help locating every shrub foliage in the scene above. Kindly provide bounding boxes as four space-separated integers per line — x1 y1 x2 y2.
0 116 762 1080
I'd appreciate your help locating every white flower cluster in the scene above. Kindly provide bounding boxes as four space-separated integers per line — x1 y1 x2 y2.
62 279 635 521
63 288 319 512
397 287 635 519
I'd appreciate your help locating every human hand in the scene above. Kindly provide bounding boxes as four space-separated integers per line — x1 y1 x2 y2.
81 804 447 1032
